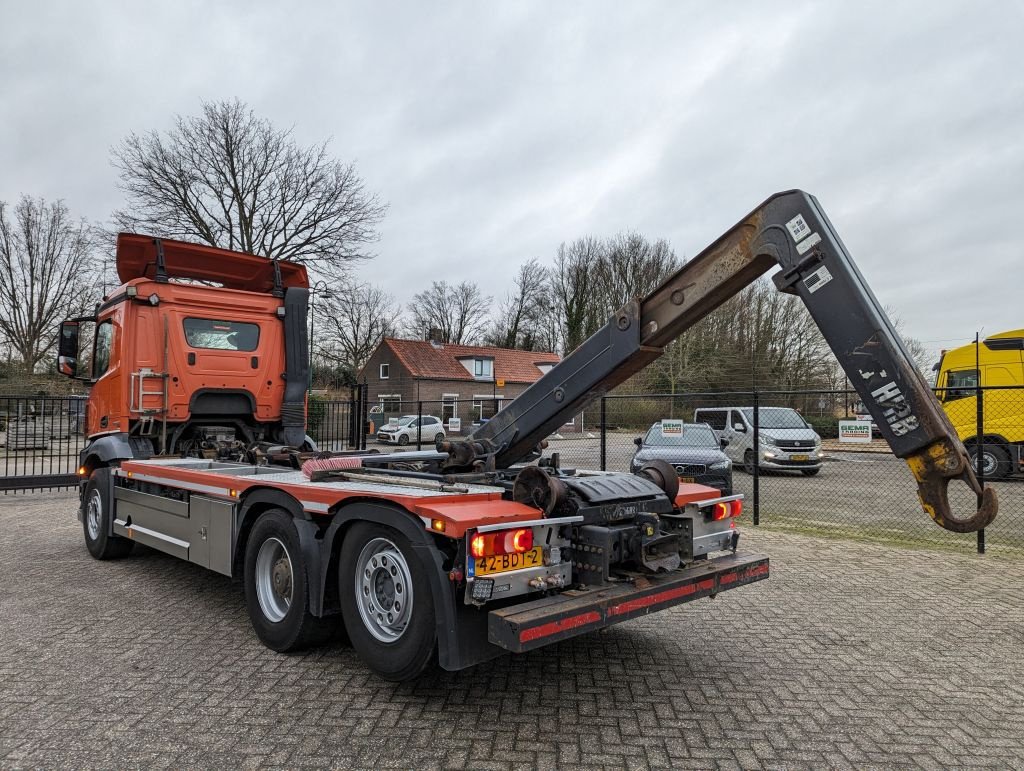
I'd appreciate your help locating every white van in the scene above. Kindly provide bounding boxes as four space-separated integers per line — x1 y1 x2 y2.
692 406 823 476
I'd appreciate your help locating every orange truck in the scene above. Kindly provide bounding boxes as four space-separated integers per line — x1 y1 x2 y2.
58 191 995 680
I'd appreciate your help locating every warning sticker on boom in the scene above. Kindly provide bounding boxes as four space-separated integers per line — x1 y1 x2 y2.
786 214 811 243
803 265 833 294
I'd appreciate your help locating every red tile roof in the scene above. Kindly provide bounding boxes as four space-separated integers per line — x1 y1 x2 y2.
381 338 560 383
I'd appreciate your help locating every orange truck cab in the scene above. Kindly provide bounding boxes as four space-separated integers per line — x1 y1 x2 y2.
58 234 313 478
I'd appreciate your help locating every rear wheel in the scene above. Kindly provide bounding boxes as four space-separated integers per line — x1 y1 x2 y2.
244 509 332 651
339 522 436 681
967 444 1012 480
83 467 134 560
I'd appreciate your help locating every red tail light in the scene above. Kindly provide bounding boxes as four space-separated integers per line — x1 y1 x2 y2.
469 528 534 558
709 499 743 521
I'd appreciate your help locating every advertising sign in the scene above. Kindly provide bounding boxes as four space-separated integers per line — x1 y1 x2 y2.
661 419 684 437
387 417 399 428
838 420 872 443
448 417 462 434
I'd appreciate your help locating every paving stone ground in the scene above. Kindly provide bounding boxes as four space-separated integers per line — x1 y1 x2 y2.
1 491 1023 770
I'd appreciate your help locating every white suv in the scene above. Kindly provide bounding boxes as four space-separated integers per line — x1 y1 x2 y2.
376 415 446 445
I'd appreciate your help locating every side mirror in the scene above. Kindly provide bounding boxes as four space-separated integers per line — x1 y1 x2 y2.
732 422 746 433
720 438 729 448
633 437 643 448
57 321 80 377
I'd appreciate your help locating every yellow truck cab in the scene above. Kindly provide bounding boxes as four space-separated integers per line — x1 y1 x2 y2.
934 329 1024 479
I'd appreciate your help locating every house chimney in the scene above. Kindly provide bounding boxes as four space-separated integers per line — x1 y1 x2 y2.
428 327 444 345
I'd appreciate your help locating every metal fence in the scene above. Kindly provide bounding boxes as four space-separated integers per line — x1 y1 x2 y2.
4 385 1021 558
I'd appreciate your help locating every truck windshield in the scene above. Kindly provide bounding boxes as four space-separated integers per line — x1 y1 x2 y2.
741 407 808 429
644 424 719 447
183 318 260 351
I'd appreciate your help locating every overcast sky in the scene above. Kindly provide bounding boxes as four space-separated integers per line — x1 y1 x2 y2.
2 1 1021 357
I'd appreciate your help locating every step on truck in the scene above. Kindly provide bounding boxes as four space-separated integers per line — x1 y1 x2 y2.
57 190 997 680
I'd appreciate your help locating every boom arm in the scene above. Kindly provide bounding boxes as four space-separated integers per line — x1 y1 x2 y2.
452 189 996 533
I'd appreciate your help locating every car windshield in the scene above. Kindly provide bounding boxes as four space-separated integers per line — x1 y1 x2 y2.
741 407 808 429
644 424 719 447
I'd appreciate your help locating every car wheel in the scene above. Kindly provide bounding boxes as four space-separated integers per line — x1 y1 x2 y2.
967 444 1011 480
397 433 410 446
743 450 755 475
801 468 820 477
243 509 333 652
435 431 445 442
83 467 134 560
339 522 436 681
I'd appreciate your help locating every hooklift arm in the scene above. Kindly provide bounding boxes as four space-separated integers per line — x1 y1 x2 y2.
450 189 996 533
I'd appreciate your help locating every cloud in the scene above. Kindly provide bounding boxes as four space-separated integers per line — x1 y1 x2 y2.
1 0 1020 352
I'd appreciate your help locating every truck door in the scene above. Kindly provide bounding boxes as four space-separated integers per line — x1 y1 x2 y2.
87 318 126 435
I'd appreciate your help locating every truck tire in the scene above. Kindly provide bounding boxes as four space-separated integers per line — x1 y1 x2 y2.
339 522 436 681
83 467 134 560
967 444 1012 480
244 509 332 652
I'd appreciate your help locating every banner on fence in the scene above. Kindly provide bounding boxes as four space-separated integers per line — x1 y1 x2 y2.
838 419 872 443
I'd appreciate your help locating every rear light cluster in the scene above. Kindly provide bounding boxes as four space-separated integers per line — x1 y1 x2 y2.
709 499 743 520
470 528 533 558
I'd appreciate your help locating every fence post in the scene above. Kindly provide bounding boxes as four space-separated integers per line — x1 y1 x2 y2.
417 400 423 450
752 390 760 526
600 397 607 471
976 382 985 554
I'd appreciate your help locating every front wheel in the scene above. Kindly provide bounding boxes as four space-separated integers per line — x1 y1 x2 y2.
244 509 332 651
967 444 1012 480
397 433 410 446
339 522 436 681
83 467 134 560
743 450 756 475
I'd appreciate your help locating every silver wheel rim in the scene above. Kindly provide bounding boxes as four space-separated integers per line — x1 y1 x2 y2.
355 537 413 643
86 488 102 540
255 537 293 623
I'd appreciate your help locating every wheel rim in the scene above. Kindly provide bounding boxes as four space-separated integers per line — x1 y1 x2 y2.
971 449 998 477
355 537 414 643
86 488 102 540
255 537 294 623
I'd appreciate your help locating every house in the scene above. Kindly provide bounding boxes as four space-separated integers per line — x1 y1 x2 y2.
358 337 560 429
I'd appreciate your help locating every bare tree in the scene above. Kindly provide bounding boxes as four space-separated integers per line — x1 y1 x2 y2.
549 237 604 353
112 99 387 270
485 258 551 350
0 197 99 373
315 281 402 372
409 281 491 345
597 232 679 310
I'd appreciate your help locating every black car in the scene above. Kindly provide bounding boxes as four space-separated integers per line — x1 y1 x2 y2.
630 422 733 494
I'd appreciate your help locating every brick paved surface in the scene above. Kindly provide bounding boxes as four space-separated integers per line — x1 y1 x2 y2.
2 491 1023 769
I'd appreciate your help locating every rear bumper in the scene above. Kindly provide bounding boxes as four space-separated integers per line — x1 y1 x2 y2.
487 552 769 653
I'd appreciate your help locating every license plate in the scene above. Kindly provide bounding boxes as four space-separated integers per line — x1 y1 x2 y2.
679 476 694 483
476 546 543 576
791 454 809 461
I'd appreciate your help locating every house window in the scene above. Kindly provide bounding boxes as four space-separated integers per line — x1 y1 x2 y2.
379 363 389 379
473 394 504 421
442 394 458 422
473 358 493 379
379 394 401 413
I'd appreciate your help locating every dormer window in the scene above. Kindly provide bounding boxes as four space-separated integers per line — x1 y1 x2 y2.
473 358 493 379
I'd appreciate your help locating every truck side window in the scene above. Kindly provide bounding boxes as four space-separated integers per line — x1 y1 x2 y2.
93 320 113 378
700 410 726 430
944 369 978 401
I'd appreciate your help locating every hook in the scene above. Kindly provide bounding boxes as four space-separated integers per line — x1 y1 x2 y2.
905 438 998 533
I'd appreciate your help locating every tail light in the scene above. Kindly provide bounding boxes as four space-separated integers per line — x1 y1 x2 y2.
469 528 534 558
709 499 743 521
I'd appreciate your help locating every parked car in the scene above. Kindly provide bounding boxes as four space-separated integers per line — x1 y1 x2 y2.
376 415 446 445
630 421 733 494
693 406 822 476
